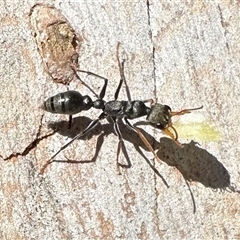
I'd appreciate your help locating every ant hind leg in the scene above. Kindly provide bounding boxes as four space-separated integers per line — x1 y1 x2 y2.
40 112 107 174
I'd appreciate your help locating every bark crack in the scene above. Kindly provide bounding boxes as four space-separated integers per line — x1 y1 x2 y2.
1 115 57 161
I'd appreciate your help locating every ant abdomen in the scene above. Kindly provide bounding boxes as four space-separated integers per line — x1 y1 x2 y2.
42 90 93 115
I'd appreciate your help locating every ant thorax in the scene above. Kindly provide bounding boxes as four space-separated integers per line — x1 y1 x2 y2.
104 100 150 119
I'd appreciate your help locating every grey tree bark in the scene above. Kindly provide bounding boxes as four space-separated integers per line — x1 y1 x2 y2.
0 1 239 239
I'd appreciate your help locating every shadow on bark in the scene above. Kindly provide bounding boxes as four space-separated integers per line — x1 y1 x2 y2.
47 115 169 188
48 115 231 191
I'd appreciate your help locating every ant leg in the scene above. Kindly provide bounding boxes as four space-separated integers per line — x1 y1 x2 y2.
124 117 163 165
71 67 99 98
116 42 131 101
115 42 124 100
40 112 107 174
114 76 123 100
77 70 108 99
143 99 154 105
68 115 72 129
99 78 108 99
111 116 123 174
171 106 203 116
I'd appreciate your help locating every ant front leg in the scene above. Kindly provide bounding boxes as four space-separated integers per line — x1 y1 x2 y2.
40 112 107 174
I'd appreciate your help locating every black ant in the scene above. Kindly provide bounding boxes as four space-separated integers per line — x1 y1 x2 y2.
41 62 202 174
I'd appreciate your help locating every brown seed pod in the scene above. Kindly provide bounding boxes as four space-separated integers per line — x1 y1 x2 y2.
29 3 82 85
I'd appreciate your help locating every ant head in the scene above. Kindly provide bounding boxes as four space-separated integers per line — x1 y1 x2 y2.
147 103 172 130
147 103 180 144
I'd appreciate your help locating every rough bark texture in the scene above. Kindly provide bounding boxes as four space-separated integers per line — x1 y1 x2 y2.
0 1 239 239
